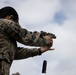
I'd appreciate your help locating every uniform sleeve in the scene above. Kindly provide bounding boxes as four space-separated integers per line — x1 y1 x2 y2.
18 29 48 46
0 19 48 46
14 47 42 60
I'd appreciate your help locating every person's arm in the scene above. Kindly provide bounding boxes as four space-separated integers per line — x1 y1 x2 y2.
18 28 53 46
14 47 42 60
0 19 52 47
14 46 54 60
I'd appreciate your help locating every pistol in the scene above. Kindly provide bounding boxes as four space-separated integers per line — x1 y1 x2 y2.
41 31 56 39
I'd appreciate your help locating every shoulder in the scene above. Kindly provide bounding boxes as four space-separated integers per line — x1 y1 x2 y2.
0 19 16 25
0 19 21 28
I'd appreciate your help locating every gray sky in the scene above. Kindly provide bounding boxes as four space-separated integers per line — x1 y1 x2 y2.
0 0 76 75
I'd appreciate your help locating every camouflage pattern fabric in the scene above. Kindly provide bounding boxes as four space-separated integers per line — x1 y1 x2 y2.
0 19 48 46
14 47 41 60
0 19 48 75
0 18 47 62
0 60 10 75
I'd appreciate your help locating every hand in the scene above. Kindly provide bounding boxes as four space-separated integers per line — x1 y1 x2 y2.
40 46 54 53
44 35 53 47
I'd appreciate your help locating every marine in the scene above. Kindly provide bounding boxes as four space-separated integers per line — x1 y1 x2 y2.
0 6 55 75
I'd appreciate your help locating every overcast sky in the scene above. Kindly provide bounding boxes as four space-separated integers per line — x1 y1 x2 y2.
0 0 76 75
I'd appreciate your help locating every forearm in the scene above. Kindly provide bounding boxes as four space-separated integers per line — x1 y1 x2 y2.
19 29 48 47
14 47 42 60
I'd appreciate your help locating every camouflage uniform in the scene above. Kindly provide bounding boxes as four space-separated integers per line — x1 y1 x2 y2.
0 19 48 75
